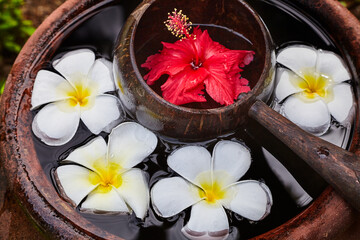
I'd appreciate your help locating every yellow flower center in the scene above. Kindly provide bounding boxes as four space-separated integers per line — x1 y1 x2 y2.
56 74 98 111
198 181 226 204
89 159 123 194
296 71 332 100
67 81 92 107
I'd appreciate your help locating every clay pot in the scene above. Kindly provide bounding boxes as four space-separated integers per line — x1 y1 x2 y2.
113 0 274 140
0 0 359 239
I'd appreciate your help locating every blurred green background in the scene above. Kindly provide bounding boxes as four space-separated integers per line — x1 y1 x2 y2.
0 0 359 96
0 0 64 95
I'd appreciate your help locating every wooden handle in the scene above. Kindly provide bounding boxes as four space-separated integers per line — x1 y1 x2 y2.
248 100 360 212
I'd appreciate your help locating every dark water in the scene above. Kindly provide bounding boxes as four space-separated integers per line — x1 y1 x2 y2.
32 0 350 239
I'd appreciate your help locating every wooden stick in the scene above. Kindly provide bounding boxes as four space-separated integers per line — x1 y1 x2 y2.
248 100 360 212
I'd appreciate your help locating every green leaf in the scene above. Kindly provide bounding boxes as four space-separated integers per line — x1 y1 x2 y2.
20 25 35 36
339 1 348 7
0 80 5 95
0 0 35 54
4 40 21 52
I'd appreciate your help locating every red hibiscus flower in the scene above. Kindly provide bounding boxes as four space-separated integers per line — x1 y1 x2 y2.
141 10 254 106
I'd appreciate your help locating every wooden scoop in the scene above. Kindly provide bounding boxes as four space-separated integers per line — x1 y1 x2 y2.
249 100 360 212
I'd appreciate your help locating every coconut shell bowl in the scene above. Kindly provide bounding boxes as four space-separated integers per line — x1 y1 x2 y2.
114 0 274 141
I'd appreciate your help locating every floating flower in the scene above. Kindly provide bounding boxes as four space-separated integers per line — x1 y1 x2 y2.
151 141 272 240
142 9 254 106
275 45 354 135
31 49 125 146
54 122 158 218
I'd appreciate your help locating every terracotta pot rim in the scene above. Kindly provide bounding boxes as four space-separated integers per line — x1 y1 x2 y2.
0 0 359 239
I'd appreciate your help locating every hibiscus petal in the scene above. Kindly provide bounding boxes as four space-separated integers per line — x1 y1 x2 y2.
204 69 235 106
212 141 251 186
161 66 207 105
142 27 254 106
280 95 331 136
194 28 225 60
327 83 355 123
32 101 80 146
142 40 194 85
151 177 202 218
64 137 107 172
81 187 129 213
55 165 99 206
31 70 72 109
182 201 229 240
316 50 351 83
80 94 125 134
53 49 95 81
88 59 116 94
277 45 317 78
115 169 149 219
167 146 211 188
107 122 157 169
204 49 254 106
275 68 305 102
221 180 272 221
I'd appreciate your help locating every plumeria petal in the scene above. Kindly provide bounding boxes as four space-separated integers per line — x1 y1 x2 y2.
107 122 157 169
182 201 229 240
81 187 129 213
275 68 305 102
280 95 331 135
151 177 202 218
316 50 351 83
88 59 116 94
327 83 355 123
277 45 317 78
115 169 149 219
212 141 251 185
80 95 125 134
55 165 99 206
221 180 272 221
64 137 107 172
53 49 95 81
168 146 212 188
31 70 73 109
32 101 80 146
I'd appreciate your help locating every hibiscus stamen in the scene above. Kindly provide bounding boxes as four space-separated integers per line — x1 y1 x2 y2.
165 8 200 66
190 60 202 70
165 8 193 40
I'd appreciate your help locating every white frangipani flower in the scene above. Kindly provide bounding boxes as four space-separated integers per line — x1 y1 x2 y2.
151 141 272 240
31 49 125 146
275 45 354 135
54 122 158 219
